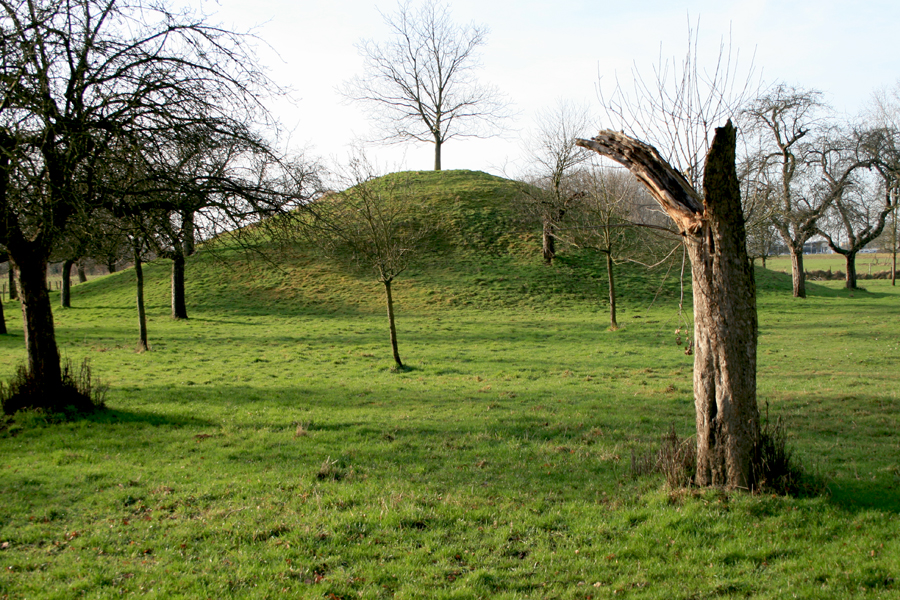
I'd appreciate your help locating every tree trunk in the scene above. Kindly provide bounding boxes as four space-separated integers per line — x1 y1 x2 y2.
383 279 403 369
107 260 117 274
788 245 806 298
891 213 897 287
0 292 6 335
577 122 759 490
541 221 555 264
844 251 858 290
77 262 87 283
8 266 17 300
60 259 74 308
433 135 442 171
171 251 188 320
893 249 897 287
134 245 149 352
605 251 617 330
16 253 62 397
183 210 196 256
761 255 767 269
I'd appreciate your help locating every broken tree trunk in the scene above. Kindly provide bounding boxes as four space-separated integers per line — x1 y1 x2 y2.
577 121 759 489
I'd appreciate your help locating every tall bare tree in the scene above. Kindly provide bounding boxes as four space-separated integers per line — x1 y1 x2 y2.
341 0 510 171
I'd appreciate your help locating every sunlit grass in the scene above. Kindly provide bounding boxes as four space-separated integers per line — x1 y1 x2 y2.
0 169 897 597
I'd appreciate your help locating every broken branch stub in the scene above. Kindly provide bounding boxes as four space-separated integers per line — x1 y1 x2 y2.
575 131 705 235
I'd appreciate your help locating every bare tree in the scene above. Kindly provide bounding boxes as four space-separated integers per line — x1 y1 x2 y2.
309 160 432 369
740 85 831 297
519 100 593 264
738 153 779 268
559 167 674 329
0 0 287 406
868 81 900 285
600 24 756 189
816 127 899 288
341 0 510 171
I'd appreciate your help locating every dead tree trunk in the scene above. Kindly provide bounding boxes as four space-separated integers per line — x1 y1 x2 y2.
577 121 759 489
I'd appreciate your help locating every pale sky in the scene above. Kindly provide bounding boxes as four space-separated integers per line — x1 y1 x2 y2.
195 0 899 176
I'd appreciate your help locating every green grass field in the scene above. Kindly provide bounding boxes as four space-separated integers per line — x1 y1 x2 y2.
0 172 898 599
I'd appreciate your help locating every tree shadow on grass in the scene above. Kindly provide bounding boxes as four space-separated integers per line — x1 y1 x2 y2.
86 407 212 428
825 478 900 513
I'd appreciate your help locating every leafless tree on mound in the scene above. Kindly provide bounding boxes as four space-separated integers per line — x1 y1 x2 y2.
517 100 595 265
579 28 762 489
307 159 433 370
341 0 511 171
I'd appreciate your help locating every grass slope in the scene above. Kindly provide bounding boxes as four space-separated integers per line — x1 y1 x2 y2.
0 171 897 599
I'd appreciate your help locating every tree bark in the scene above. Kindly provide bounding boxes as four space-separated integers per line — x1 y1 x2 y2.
541 221 556 264
61 259 74 308
843 251 858 289
893 249 897 287
577 122 759 490
16 254 62 396
171 251 188 320
788 245 806 298
383 279 403 368
77 261 87 283
605 251 618 330
434 135 442 171
0 291 6 335
107 260 117 274
182 210 196 256
8 266 17 300
134 244 149 352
